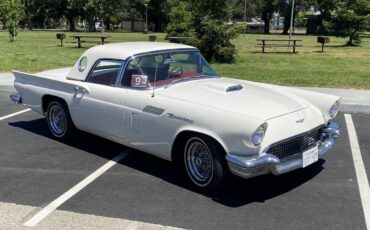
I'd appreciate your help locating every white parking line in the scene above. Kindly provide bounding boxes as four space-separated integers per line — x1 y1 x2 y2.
23 150 131 227
345 114 370 230
0 108 31 121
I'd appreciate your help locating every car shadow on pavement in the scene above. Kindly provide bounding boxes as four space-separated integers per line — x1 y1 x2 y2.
121 151 325 207
9 118 325 208
8 118 127 161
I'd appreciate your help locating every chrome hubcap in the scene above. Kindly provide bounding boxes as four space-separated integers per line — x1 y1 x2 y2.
48 104 66 135
186 140 213 184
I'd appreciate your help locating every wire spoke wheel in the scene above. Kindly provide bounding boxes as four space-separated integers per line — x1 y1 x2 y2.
48 103 67 136
185 137 214 187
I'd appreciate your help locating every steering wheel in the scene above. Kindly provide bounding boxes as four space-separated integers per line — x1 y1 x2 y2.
168 66 183 78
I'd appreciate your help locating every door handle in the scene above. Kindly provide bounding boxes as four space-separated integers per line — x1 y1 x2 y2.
74 85 89 94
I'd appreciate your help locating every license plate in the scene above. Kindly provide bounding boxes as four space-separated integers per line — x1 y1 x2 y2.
302 146 319 168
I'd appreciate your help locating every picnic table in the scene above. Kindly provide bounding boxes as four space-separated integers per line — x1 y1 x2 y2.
70 35 111 48
256 38 302 53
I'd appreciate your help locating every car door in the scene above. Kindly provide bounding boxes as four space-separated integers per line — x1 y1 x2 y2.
70 59 127 139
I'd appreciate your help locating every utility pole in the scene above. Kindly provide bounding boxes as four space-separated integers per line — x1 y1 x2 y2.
244 0 247 34
145 3 148 33
289 0 295 40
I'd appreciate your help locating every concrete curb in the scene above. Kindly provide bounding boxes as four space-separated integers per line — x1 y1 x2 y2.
337 103 370 115
1 73 370 114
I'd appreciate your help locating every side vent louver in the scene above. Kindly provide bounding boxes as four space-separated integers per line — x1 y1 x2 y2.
142 105 165 116
226 84 243 92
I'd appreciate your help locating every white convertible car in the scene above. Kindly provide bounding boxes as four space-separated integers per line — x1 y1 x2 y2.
11 42 341 192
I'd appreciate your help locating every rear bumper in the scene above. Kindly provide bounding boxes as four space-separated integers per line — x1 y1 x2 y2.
226 121 341 179
10 92 22 104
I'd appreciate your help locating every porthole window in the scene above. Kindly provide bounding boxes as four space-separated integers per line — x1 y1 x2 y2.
78 56 88 72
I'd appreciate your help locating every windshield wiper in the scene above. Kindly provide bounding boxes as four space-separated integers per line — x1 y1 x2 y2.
164 75 216 89
170 77 192 84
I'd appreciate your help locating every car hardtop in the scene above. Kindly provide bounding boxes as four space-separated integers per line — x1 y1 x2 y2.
67 42 198 81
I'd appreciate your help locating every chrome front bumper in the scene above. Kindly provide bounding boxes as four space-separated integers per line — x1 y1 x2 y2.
226 121 341 179
10 92 22 104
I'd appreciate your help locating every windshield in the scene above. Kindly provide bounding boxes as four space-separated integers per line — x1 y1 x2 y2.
121 50 218 88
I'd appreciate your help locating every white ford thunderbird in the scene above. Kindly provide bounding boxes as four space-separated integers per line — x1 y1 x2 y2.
10 42 341 192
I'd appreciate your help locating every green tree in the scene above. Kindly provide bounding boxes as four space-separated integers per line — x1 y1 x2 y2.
30 0 64 29
0 0 23 41
233 0 262 22
166 2 192 36
316 0 337 26
324 0 370 46
22 0 35 29
261 0 278 34
280 0 316 35
189 0 241 63
82 0 130 31
148 0 171 32
196 19 242 63
64 0 87 31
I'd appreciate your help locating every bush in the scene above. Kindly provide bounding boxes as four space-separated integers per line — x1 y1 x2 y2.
166 2 192 37
195 20 242 63
165 0 242 63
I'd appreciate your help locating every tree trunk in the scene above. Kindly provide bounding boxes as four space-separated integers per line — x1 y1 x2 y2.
282 6 291 35
88 18 96 32
282 4 299 35
131 16 135 31
347 36 354 46
262 12 270 34
27 14 33 30
87 9 96 32
2 16 7 30
43 16 47 29
24 5 33 30
105 16 111 31
67 15 76 31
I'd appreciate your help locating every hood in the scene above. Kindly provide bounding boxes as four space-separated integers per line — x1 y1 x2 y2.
158 77 311 120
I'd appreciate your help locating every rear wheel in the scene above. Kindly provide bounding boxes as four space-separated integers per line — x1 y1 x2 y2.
46 99 76 139
184 135 230 193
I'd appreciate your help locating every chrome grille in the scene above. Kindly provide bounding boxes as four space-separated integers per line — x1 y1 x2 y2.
265 126 324 162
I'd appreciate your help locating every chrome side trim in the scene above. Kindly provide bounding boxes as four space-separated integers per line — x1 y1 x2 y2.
10 92 22 104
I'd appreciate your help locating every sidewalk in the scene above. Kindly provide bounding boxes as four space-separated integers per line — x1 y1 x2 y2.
1 72 369 114
300 87 370 114
0 72 13 86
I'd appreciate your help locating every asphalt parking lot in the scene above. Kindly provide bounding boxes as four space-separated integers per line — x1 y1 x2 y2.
0 85 369 230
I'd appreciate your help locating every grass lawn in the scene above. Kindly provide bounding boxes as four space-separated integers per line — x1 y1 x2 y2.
0 31 369 89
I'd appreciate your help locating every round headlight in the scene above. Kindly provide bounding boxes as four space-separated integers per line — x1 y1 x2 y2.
329 100 340 118
252 123 267 146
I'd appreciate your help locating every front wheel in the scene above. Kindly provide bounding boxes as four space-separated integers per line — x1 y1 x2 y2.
46 99 76 139
184 135 230 193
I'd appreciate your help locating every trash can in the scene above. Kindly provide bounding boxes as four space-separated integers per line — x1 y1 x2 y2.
317 36 330 52
56 33 66 46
